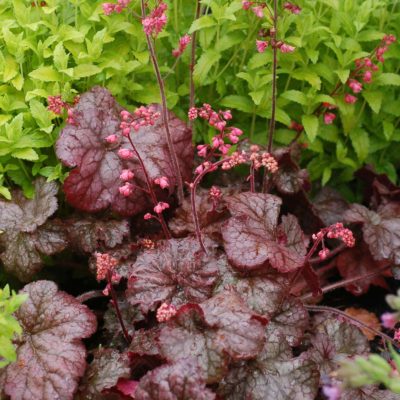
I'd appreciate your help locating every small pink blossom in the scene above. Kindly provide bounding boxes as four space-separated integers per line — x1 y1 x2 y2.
348 79 362 93
242 0 252 10
344 94 357 104
144 213 153 220
118 148 134 160
326 222 355 247
172 34 191 57
105 134 118 144
154 176 169 189
219 143 231 155
363 70 372 83
318 248 330 260
47 95 67 115
154 202 170 214
324 112 336 125
156 303 177 322
280 43 296 53
197 144 208 158
256 40 269 53
209 186 222 200
222 110 232 120
283 2 301 14
142 2 168 37
102 3 115 15
188 107 198 120
322 385 341 400
119 182 134 197
261 153 278 173
120 169 134 181
395 329 400 341
95 253 118 281
381 312 397 329
252 5 265 18
383 34 396 45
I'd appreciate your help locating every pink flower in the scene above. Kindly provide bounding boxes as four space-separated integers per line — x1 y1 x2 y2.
221 110 232 120
119 182 134 197
261 152 278 173
383 34 396 45
344 94 357 104
197 144 208 157
283 2 301 14
252 5 264 18
188 107 198 120
47 95 67 115
381 312 397 329
95 253 118 281
212 136 224 149
348 79 362 93
172 34 191 57
395 329 400 341
318 248 330 260
228 133 240 144
256 40 269 53
144 213 153 220
105 134 118 144
118 148 134 160
154 202 170 214
120 169 134 181
322 385 341 400
324 112 336 125
363 70 372 83
209 186 222 199
142 2 168 37
219 144 231 155
326 222 355 247
154 176 169 189
230 127 243 137
242 0 252 10
156 303 177 322
102 3 115 15
280 43 296 53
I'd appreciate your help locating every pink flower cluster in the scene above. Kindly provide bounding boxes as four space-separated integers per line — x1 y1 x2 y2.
119 168 135 197
156 303 177 322
172 34 191 57
189 104 244 160
142 1 168 37
381 312 398 329
249 147 279 173
102 0 131 16
154 176 169 189
256 40 269 53
312 222 355 261
221 151 247 170
120 106 160 137
154 202 169 214
95 253 119 282
283 2 301 14
47 95 67 115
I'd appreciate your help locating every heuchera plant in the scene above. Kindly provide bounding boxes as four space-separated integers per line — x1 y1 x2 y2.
1 1 400 400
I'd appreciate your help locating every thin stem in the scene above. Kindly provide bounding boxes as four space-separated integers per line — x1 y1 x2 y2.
127 135 171 239
267 0 278 153
301 264 392 301
107 270 131 344
309 243 346 264
305 305 398 347
250 163 256 192
189 0 201 130
141 0 184 203
76 290 104 303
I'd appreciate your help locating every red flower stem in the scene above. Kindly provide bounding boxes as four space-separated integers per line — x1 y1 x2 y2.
301 264 392 301
189 0 201 131
76 290 104 303
250 163 256 192
106 270 131 344
140 0 184 203
267 0 278 153
309 243 346 264
191 157 232 253
305 304 398 347
127 135 171 239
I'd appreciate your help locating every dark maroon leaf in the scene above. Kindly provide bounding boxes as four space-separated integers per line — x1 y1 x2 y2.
126 238 219 313
341 386 400 400
301 262 322 297
66 217 130 253
0 281 97 400
135 358 216 400
313 187 350 226
78 348 130 397
115 379 138 398
56 86 193 216
0 179 67 281
222 193 307 272
306 316 369 376
169 189 227 238
129 328 161 357
336 243 390 295
159 291 266 383
265 297 309 346
218 336 319 400
345 203 400 263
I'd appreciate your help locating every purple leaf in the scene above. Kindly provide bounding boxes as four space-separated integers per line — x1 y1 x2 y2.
218 336 319 400
135 358 216 400
66 217 130 253
313 187 349 226
56 87 193 216
126 238 219 313
159 291 266 383
341 386 400 400
0 281 97 400
265 297 309 346
222 193 307 272
129 328 161 357
345 203 400 263
0 179 67 281
78 348 130 397
306 316 369 376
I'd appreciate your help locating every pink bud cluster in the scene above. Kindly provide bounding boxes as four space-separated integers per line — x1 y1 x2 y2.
256 40 269 53
221 151 247 170
142 1 168 37
102 0 131 16
154 202 169 214
312 222 355 261
189 104 244 159
95 253 119 282
195 161 217 175
154 176 169 189
249 147 279 173
47 95 67 115
209 186 222 200
381 312 398 329
322 385 342 400
283 2 301 14
172 34 191 57
156 303 177 322
120 106 160 137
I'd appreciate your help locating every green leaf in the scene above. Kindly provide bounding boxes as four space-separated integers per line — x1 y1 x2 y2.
29 100 53 133
292 70 321 89
0 185 11 200
53 43 69 71
280 90 307 105
11 148 39 161
375 73 400 86
335 69 350 84
362 91 383 113
383 121 394 141
73 64 102 78
220 95 254 113
29 66 61 82
2 56 18 82
194 49 220 84
350 128 369 161
302 115 319 142
188 15 216 34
